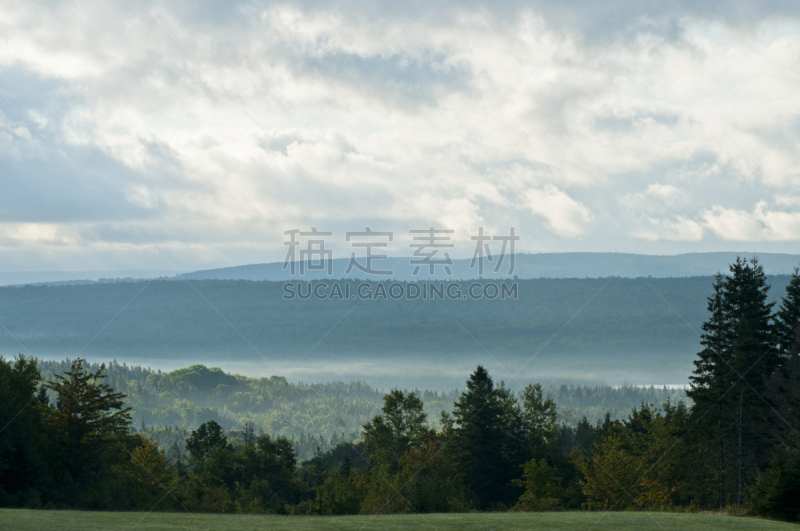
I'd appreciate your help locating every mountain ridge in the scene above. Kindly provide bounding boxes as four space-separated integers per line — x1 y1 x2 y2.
177 252 800 282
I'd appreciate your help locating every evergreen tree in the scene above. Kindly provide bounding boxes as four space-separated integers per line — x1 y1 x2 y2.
727 258 776 504
305 446 327 488
687 258 778 507
45 358 133 484
689 273 732 405
520 383 558 460
451 365 515 509
243 422 255 447
753 328 800 521
36 384 49 406
0 355 49 502
687 273 733 508
340 453 353 478
775 266 800 359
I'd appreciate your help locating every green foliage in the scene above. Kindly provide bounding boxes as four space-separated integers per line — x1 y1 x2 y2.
358 388 467 514
451 366 517 509
688 258 781 508
574 403 683 511
0 355 49 506
183 421 303 513
357 440 469 514
749 451 800 522
305 463 361 515
38 360 403 458
45 359 133 490
749 337 800 520
35 358 683 463
147 365 239 396
108 437 183 511
362 389 434 473
520 383 559 459
186 420 229 469
511 459 566 511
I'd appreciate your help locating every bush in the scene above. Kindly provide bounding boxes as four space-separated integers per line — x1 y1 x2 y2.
749 452 800 521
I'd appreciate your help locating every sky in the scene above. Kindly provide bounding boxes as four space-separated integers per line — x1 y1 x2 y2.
1 0 800 274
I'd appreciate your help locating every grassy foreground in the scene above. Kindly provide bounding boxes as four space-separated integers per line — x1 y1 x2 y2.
2 509 797 531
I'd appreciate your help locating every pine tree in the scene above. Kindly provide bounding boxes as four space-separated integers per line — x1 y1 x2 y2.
730 258 777 503
687 257 777 507
0 355 48 499
243 422 255 447
305 446 327 487
688 273 734 508
46 358 132 483
340 453 353 478
689 273 732 404
452 365 513 509
775 266 800 359
36 384 49 406
520 383 558 460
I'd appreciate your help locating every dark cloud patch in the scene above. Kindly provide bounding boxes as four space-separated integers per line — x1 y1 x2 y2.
749 116 800 154
0 143 167 223
0 66 88 145
184 0 430 30
594 110 681 131
445 0 800 44
183 1 800 43
283 50 472 110
608 150 779 215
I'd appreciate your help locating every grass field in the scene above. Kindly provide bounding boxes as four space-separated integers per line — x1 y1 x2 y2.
2 509 797 530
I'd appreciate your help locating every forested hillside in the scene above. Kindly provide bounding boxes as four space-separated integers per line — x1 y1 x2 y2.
35 359 684 460
1 277 792 368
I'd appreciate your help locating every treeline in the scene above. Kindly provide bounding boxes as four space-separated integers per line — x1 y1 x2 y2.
0 354 645 512
33 359 684 460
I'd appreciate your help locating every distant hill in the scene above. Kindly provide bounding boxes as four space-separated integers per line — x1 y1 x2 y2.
0 275 794 386
0 269 182 287
177 252 800 281
4 253 798 287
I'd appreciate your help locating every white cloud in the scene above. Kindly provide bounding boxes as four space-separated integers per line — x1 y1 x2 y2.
702 202 800 241
773 194 800 207
1 2 800 270
525 185 592 238
621 183 689 214
634 216 705 242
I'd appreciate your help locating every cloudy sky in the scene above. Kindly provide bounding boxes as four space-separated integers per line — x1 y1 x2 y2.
1 0 799 273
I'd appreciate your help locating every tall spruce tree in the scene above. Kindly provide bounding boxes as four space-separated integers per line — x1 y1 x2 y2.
0 355 49 501
728 258 776 504
688 273 733 509
687 257 777 507
452 366 515 509
46 358 133 485
750 266 800 520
